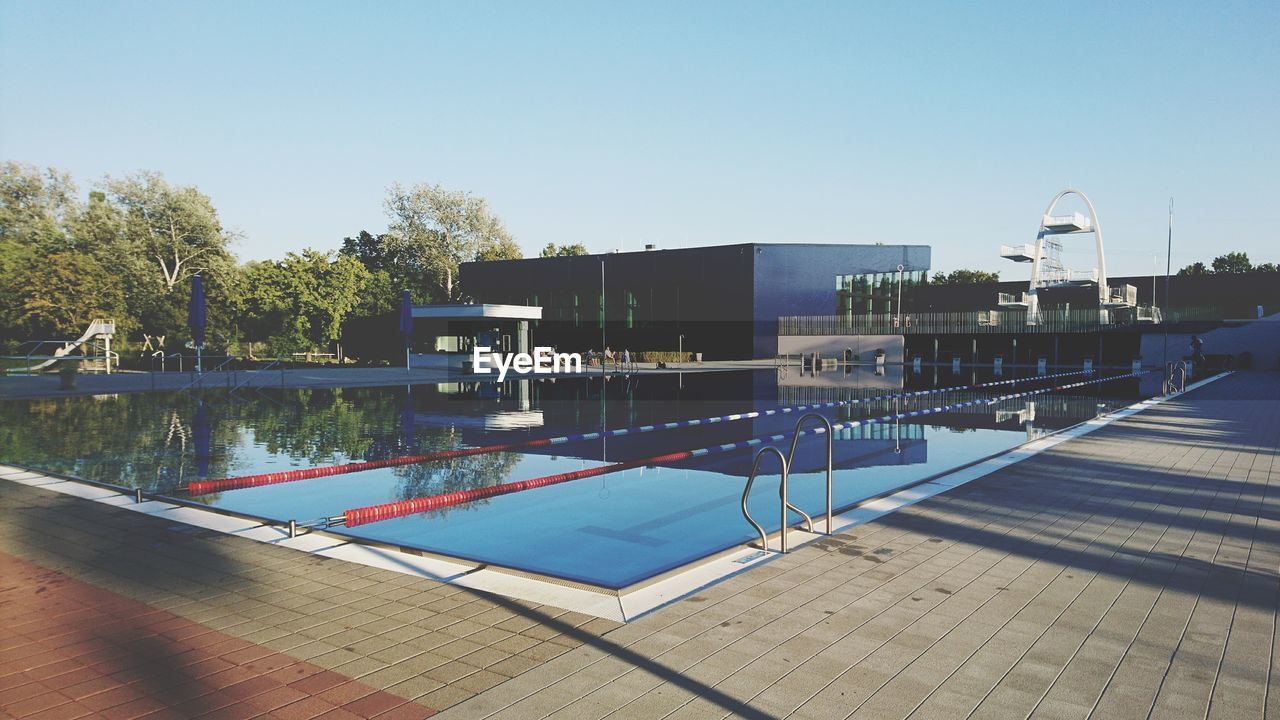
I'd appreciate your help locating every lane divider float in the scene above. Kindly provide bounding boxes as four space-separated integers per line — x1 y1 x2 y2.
185 368 1088 496
327 370 1148 527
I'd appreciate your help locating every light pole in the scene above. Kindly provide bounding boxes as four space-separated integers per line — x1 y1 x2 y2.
1161 198 1172 375
600 258 606 376
895 264 905 329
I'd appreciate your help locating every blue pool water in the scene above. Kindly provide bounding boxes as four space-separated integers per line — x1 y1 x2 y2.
0 367 1150 588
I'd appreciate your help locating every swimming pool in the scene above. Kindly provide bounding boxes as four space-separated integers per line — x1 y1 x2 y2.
0 367 1152 588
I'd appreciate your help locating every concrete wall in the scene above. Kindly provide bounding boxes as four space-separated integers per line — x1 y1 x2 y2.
777 334 905 363
1139 313 1280 370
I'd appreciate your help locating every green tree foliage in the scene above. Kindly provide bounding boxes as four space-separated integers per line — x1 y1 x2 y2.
0 163 76 340
237 250 370 353
930 269 1001 284
17 252 125 337
540 242 589 257
1210 251 1252 274
383 182 520 301
0 162 78 248
1 165 522 358
105 172 236 293
340 229 428 313
1178 252 1275 275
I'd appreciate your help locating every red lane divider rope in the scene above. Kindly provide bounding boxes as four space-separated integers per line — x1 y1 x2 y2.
337 370 1147 527
343 450 694 526
185 438 555 495
187 369 1087 497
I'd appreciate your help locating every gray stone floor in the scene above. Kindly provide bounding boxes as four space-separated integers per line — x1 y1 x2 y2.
0 481 621 713
2 371 1276 718
440 371 1280 719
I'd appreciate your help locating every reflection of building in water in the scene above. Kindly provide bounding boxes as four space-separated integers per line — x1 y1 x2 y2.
776 364 904 406
833 423 925 442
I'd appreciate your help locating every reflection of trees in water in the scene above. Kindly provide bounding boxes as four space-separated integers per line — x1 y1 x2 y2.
391 450 521 519
0 388 435 494
0 395 214 492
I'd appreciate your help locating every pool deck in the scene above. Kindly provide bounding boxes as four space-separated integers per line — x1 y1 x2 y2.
2 371 1277 718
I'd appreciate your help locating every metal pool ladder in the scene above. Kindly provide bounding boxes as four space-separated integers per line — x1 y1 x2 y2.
740 413 834 553
1164 361 1187 394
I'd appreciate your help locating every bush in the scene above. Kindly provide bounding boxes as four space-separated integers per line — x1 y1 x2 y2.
635 351 692 363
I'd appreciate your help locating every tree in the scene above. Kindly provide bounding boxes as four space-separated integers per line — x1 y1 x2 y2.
340 229 421 314
930 269 1000 284
1177 261 1209 276
476 235 523 262
238 250 370 352
382 182 517 301
16 251 125 337
105 172 235 293
540 242 589 258
340 230 400 270
1255 262 1279 273
1211 251 1252 274
0 161 78 249
0 163 80 340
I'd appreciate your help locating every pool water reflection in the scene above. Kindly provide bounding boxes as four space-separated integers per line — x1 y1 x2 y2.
0 368 1147 588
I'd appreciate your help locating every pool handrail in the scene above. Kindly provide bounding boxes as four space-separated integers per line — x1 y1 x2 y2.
177 355 240 392
742 446 789 552
1163 361 1187 394
741 445 814 554
787 412 833 535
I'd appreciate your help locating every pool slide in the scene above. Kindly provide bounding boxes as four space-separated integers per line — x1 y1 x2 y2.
12 319 115 372
331 370 1150 527
186 369 1091 496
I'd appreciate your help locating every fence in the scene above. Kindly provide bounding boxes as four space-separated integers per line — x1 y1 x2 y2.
778 306 1200 336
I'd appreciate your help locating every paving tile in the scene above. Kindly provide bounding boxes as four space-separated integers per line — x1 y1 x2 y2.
433 372 1280 720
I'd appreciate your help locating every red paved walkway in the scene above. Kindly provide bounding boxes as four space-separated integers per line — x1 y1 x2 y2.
0 552 435 719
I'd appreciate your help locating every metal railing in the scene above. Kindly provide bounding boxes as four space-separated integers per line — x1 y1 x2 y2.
780 307 1172 336
787 413 834 534
229 359 285 392
177 356 240 392
1164 361 1187 394
741 447 799 553
741 413 836 553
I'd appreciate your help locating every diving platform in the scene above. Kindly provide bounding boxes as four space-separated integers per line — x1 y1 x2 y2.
999 244 1037 263
997 292 1030 308
1042 212 1093 233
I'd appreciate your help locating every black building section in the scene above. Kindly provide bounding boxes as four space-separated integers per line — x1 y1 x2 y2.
459 243 929 360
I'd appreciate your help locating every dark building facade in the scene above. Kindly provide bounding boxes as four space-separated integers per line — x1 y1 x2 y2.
459 243 930 360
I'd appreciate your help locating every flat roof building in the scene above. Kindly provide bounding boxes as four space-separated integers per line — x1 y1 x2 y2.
460 243 929 360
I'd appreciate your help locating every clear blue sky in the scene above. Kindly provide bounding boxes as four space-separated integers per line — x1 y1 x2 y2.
2 1 1276 277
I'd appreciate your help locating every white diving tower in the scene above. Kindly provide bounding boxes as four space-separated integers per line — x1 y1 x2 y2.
998 188 1138 325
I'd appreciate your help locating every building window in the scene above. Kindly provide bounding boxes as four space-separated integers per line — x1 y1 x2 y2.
836 270 925 318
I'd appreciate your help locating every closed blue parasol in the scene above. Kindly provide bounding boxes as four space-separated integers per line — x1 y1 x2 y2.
400 390 416 451
188 275 206 372
399 289 412 370
193 399 210 477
